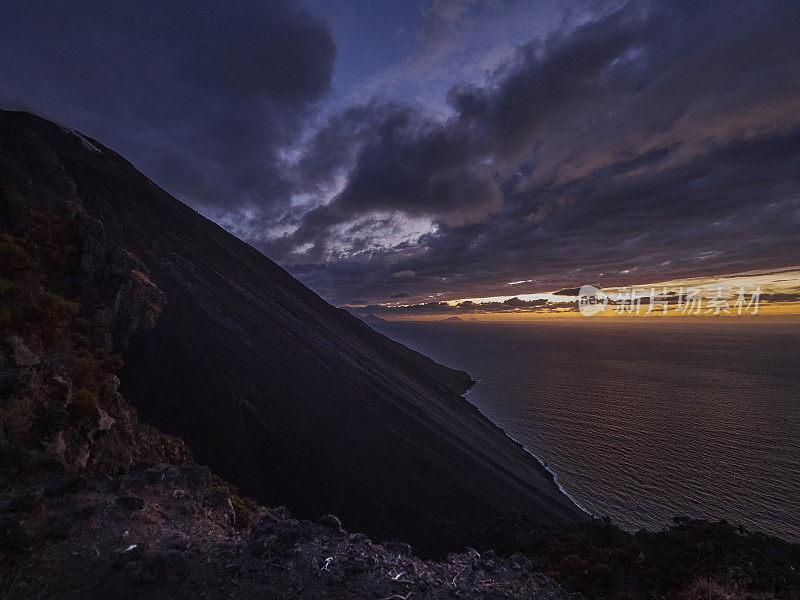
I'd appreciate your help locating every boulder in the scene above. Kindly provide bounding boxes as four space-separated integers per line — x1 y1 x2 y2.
117 496 146 511
7 336 39 367
317 514 342 531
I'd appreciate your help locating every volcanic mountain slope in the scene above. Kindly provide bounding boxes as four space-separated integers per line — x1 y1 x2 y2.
0 109 582 555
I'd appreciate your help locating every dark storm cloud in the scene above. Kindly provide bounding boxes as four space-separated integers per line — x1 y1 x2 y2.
275 0 800 305
0 0 335 219
553 288 582 296
279 5 651 248
282 100 503 258
761 293 800 303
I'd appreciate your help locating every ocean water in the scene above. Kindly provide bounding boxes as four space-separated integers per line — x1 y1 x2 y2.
371 319 800 540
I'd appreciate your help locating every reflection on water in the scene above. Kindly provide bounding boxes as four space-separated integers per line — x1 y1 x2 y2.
373 320 800 540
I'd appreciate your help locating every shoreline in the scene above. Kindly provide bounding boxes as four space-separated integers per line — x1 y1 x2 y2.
464 385 592 517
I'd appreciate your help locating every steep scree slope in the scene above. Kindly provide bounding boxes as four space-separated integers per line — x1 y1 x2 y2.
0 110 583 555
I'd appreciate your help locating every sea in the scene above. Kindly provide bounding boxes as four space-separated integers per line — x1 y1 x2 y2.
370 319 800 541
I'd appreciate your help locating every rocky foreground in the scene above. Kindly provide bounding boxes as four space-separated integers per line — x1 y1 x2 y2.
0 109 574 599
1 449 573 600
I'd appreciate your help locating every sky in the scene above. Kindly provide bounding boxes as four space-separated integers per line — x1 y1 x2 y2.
1 0 799 314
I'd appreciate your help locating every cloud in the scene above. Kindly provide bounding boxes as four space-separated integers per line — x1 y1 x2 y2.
418 0 488 55
3 0 799 308
0 0 335 220
347 296 576 317
275 0 800 305
553 288 582 296
347 286 800 318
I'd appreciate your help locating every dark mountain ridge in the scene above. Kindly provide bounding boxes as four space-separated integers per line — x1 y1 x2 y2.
357 313 387 324
0 110 582 556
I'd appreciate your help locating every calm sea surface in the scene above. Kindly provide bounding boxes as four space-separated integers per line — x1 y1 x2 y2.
371 320 800 540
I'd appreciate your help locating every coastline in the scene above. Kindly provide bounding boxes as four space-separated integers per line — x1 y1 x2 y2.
464 384 592 517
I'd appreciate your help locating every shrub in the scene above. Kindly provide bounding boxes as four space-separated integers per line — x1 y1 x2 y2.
70 387 99 419
38 292 79 336
99 375 119 402
211 474 259 529
0 304 12 335
102 355 124 373
0 235 36 279
70 332 90 349
72 350 106 392
0 370 51 442
232 495 260 529
0 276 15 297
680 577 753 600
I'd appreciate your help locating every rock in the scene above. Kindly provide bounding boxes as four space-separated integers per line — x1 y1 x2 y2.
275 519 302 545
50 374 72 402
79 227 108 278
107 374 121 393
161 532 190 551
7 335 39 367
344 557 369 574
383 540 412 556
31 402 69 441
125 465 167 488
43 514 73 540
44 474 88 497
73 445 91 468
482 549 497 571
249 516 302 555
317 514 342 531
171 489 196 515
249 533 278 556
508 552 532 571
116 544 146 562
204 491 235 524
0 367 21 395
117 496 145 511
9 493 40 513
107 269 167 351
104 477 123 493
97 408 116 431
0 518 29 553
164 465 211 491
133 550 189 584
48 431 67 459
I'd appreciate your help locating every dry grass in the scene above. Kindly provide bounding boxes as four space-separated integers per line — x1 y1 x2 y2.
0 369 52 442
681 577 777 600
